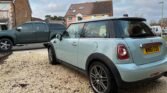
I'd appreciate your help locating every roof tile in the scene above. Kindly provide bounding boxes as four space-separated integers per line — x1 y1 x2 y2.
65 1 113 17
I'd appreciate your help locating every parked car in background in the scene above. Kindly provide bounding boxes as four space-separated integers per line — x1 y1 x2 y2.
163 29 167 34
151 26 162 36
48 23 66 35
45 17 167 93
0 21 66 51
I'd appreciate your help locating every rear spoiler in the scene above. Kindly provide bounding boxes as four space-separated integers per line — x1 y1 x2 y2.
114 17 146 21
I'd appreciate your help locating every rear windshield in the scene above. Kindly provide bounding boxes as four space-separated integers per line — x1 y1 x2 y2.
117 20 155 38
49 24 66 32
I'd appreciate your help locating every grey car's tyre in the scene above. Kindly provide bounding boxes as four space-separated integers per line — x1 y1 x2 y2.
48 47 58 65
0 38 13 52
88 62 117 93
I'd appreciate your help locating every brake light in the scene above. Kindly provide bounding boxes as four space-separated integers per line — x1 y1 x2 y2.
117 44 129 60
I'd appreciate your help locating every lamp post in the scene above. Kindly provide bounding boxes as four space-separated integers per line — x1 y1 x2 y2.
159 1 164 28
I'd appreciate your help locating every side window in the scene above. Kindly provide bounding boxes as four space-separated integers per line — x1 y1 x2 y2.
83 21 108 38
20 23 33 32
34 23 48 32
49 24 66 32
65 23 84 38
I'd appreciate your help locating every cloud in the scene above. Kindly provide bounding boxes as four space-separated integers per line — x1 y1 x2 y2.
113 0 167 22
29 0 167 22
29 0 95 19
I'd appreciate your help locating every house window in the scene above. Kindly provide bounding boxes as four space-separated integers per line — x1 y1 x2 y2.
77 16 83 21
68 17 72 21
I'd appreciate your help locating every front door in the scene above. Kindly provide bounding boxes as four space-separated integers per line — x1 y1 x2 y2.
54 23 84 66
16 23 36 44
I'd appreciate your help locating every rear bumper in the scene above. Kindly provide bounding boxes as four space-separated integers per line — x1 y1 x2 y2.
116 58 167 82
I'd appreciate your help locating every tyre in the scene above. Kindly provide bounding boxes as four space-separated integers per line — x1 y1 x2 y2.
0 38 13 52
88 62 117 93
48 47 58 65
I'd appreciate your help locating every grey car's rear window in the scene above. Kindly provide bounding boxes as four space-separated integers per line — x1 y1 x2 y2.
115 20 155 38
49 24 66 32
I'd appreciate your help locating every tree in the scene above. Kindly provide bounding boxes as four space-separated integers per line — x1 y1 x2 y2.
150 20 159 26
45 15 64 21
45 15 51 20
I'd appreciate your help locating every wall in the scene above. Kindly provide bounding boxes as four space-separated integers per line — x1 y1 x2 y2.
14 0 31 26
0 2 14 29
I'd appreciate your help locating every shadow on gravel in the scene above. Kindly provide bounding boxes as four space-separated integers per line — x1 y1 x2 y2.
0 51 12 64
59 63 165 93
12 43 45 51
119 79 164 93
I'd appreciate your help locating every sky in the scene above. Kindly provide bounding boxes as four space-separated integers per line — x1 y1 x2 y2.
29 0 167 23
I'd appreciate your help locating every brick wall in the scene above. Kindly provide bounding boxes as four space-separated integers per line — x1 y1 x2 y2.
14 0 31 26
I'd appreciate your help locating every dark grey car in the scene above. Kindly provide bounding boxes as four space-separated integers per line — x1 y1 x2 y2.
0 21 66 51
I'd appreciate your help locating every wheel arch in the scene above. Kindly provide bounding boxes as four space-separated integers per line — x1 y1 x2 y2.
86 53 122 87
44 42 53 48
0 36 15 45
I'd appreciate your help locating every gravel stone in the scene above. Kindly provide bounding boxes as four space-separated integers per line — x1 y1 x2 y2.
0 49 166 93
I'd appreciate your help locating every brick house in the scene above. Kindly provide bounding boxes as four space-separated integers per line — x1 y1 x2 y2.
0 0 31 30
162 18 167 29
65 0 113 26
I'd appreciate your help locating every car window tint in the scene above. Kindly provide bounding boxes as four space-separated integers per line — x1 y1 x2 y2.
83 21 107 38
49 24 66 32
34 23 48 32
21 23 33 32
119 21 155 38
65 23 84 38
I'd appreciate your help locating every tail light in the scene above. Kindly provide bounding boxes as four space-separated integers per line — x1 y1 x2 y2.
117 44 129 60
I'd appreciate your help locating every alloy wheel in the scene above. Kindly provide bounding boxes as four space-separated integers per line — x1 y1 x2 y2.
90 65 109 93
0 40 12 51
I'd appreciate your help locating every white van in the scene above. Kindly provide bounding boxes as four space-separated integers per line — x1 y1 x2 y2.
151 26 162 36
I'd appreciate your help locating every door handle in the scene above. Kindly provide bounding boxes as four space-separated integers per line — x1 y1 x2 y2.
72 42 77 46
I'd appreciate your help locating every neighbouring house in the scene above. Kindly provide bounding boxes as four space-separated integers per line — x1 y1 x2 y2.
65 0 113 26
162 18 167 29
0 0 32 30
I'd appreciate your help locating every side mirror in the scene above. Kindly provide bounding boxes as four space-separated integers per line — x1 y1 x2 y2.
16 27 22 32
56 34 62 41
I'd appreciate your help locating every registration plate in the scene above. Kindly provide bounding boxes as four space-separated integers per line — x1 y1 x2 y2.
144 45 160 54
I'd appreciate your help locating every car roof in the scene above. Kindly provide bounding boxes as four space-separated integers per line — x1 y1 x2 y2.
72 17 146 24
26 21 46 24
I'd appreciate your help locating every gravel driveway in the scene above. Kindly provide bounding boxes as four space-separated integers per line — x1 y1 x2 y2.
0 49 166 93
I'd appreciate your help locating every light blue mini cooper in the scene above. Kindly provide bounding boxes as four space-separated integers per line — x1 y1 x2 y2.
45 17 167 93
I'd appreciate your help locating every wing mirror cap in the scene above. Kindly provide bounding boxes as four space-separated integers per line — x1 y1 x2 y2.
16 27 22 32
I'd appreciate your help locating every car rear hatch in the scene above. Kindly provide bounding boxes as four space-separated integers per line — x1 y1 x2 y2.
115 19 167 65
124 37 166 65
